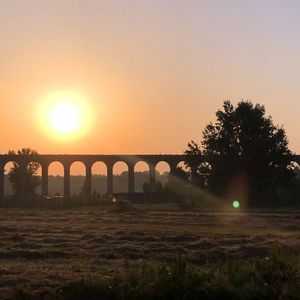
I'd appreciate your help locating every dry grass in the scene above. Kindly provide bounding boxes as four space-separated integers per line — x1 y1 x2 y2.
0 207 300 298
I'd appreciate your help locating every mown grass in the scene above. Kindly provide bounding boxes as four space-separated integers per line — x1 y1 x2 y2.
1 208 300 299
10 247 300 300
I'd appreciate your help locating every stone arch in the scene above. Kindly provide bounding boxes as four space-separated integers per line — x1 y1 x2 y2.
70 161 86 196
155 160 171 173
113 161 129 193
176 160 189 172
155 161 171 188
48 161 64 196
134 161 150 192
91 161 107 194
289 161 300 181
290 161 300 170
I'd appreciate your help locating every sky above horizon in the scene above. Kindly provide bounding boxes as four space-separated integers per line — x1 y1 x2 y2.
1 0 300 157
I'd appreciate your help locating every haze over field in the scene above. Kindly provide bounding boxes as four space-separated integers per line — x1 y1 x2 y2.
3 172 168 195
1 0 300 158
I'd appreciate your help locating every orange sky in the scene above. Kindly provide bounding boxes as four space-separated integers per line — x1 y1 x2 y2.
1 0 300 161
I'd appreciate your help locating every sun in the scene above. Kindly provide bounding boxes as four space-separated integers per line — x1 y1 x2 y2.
49 102 81 134
38 90 93 140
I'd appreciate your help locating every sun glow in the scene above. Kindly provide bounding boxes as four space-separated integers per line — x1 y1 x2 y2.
49 102 80 134
38 91 93 140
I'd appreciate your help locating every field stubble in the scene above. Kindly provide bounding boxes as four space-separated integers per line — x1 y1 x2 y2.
0 207 300 298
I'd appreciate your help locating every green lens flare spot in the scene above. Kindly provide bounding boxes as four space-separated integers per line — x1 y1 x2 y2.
232 200 240 209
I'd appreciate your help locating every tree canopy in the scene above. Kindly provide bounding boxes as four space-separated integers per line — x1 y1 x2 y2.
185 100 294 206
8 148 41 197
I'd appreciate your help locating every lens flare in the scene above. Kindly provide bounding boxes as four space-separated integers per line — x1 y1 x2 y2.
232 200 240 209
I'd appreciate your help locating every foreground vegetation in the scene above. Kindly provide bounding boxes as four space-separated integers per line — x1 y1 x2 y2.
1 208 300 299
60 249 300 300
9 249 300 299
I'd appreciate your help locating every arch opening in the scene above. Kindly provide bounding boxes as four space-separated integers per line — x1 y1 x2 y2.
176 161 189 173
48 161 64 196
289 161 300 171
155 161 171 189
174 160 190 182
92 162 107 195
290 161 300 183
113 161 128 193
134 161 150 192
70 161 86 197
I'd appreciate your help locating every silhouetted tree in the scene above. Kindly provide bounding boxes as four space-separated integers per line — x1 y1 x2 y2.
186 100 294 206
286 165 300 205
8 148 41 197
184 141 207 187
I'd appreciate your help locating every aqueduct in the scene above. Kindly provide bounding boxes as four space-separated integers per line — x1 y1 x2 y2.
0 154 187 197
0 154 299 198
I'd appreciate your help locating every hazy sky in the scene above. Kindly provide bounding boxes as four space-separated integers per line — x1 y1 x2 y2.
1 0 300 156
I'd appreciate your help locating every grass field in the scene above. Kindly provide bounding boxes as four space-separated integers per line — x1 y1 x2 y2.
0 205 300 299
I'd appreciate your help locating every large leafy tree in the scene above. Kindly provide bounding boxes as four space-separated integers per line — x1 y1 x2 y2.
8 148 41 196
184 140 208 187
186 100 294 206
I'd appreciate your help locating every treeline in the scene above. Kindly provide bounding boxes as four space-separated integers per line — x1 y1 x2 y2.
3 171 169 196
